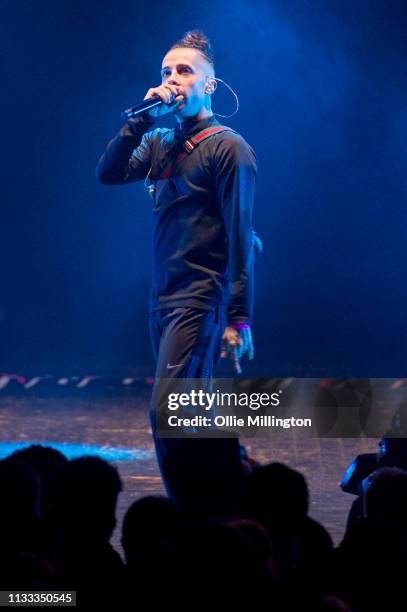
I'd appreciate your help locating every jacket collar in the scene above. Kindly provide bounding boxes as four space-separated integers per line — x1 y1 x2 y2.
174 115 219 141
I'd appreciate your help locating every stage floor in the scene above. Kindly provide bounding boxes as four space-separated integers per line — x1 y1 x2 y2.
0 392 379 552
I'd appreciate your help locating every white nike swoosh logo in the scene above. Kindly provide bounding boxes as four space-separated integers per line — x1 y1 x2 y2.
167 363 184 369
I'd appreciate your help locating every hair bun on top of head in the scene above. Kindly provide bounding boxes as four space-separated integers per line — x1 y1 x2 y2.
170 30 214 66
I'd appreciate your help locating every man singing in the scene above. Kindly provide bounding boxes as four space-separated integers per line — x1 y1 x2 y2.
96 30 258 497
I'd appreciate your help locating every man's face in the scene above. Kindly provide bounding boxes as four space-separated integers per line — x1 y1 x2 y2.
161 47 215 118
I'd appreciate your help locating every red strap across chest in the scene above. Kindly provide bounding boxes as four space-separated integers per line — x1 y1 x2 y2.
158 126 233 183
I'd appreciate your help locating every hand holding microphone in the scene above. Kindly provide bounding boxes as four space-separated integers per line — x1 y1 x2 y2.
121 84 184 121
144 84 184 117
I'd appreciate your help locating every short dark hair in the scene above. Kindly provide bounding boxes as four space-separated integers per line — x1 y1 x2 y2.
169 30 214 67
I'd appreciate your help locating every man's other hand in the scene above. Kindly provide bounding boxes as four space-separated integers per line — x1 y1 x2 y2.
221 326 254 375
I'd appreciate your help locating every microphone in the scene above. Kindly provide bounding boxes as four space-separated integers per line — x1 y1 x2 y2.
121 94 179 121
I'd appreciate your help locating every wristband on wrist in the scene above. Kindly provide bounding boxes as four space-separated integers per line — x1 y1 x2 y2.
228 322 250 330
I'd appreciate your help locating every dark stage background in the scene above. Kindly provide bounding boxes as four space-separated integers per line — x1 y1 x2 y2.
2 0 407 377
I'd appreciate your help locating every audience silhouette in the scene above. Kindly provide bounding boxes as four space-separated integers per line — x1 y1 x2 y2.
1 442 406 609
